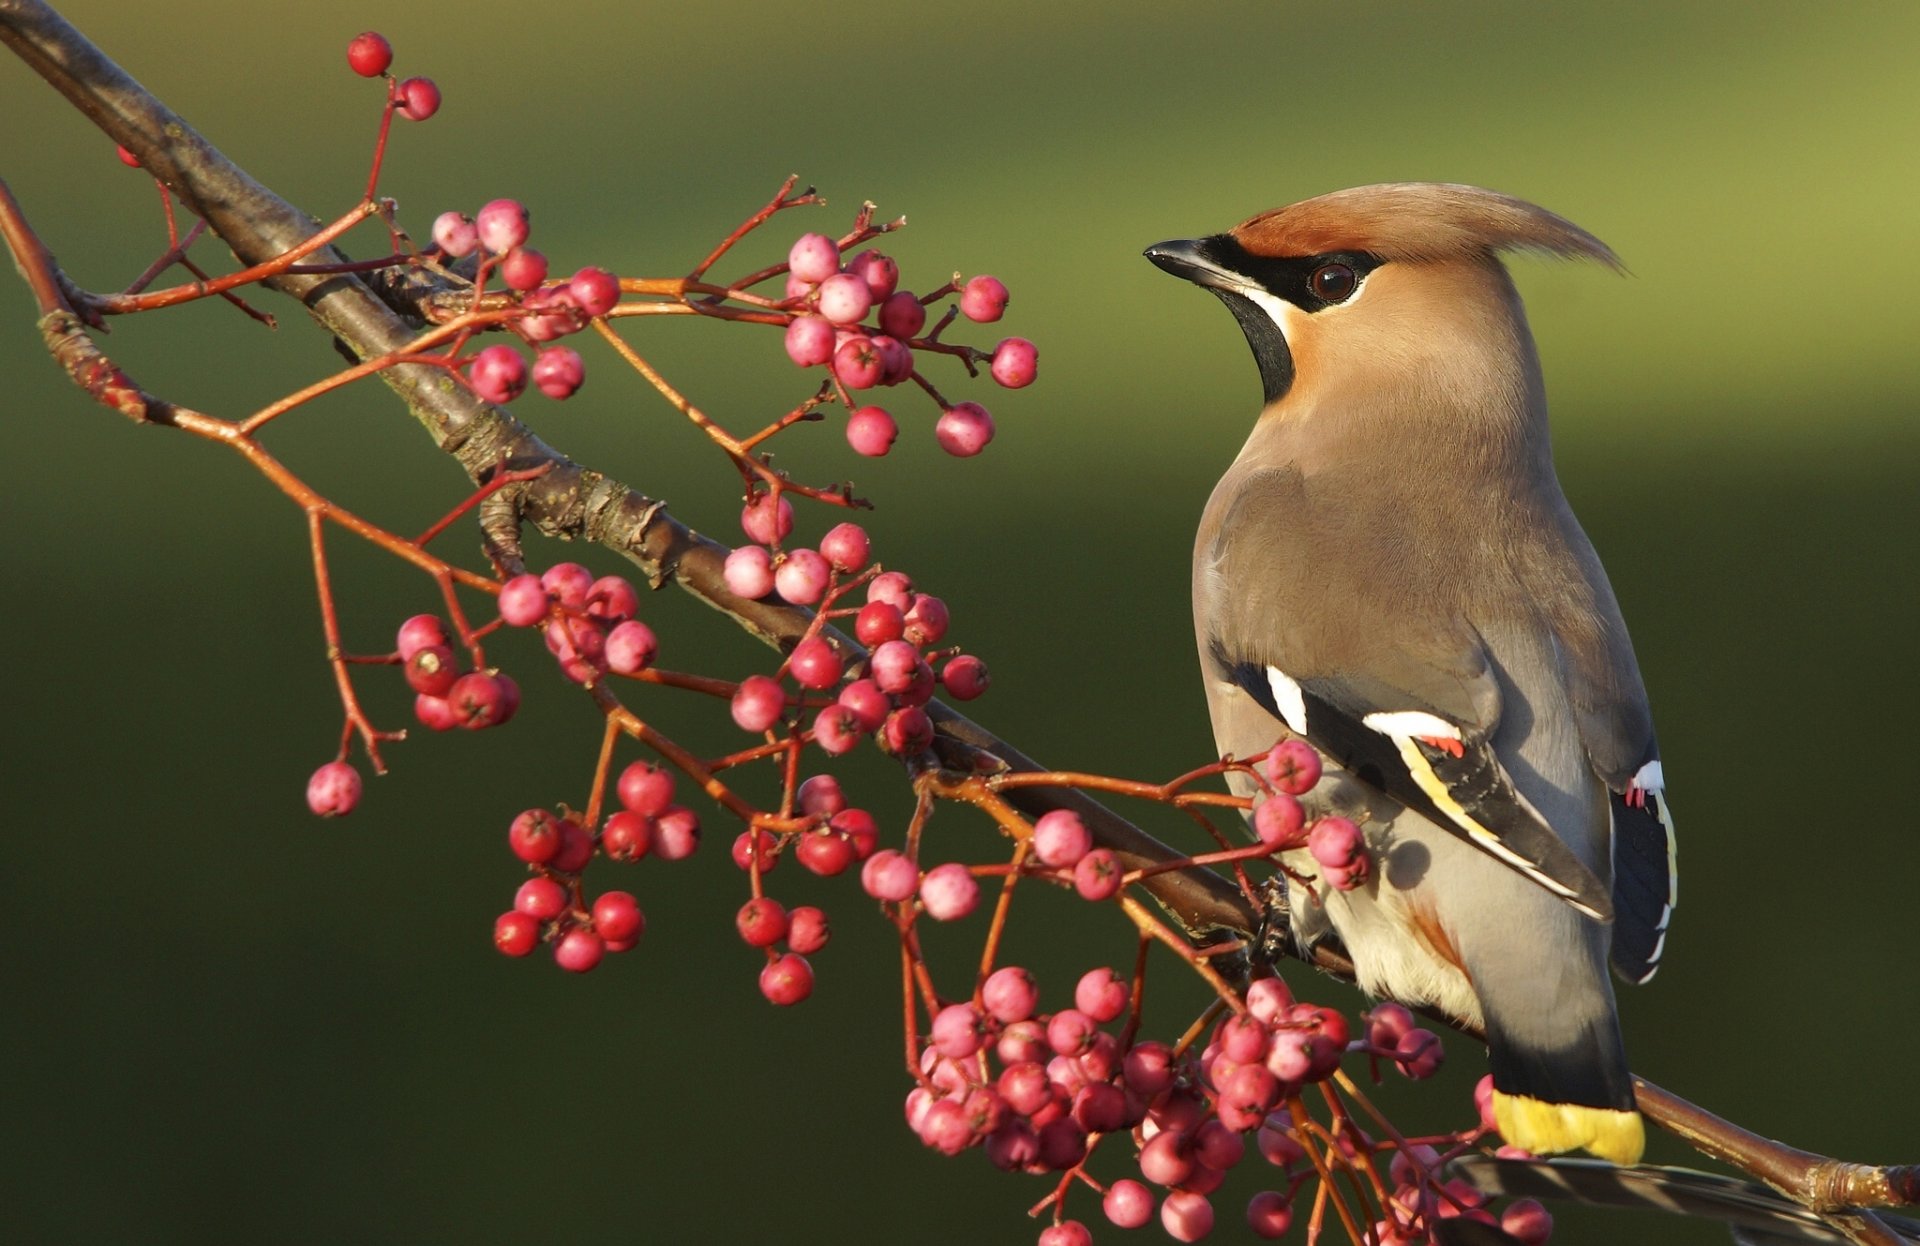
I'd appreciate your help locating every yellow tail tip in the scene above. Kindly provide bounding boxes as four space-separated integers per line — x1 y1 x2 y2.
1492 1090 1645 1165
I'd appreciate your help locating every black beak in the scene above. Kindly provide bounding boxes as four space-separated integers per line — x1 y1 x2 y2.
1143 237 1238 290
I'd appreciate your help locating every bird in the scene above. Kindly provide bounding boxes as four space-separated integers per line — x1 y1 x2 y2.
1145 183 1677 1166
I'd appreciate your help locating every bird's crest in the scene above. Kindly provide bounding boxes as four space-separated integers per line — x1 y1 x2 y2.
1231 182 1622 269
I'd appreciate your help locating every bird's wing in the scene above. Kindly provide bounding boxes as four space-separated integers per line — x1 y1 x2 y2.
1533 506 1678 983
1201 467 1612 922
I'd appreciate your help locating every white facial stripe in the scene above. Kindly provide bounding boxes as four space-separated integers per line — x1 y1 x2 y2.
1362 711 1461 741
1265 666 1308 736
1239 287 1307 345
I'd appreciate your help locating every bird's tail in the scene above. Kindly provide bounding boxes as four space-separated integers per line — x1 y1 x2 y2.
1484 1008 1644 1164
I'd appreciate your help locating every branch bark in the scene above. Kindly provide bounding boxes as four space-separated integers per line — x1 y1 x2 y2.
2 3 1911 1242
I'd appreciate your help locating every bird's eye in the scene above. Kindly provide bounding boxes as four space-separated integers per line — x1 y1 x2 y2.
1309 262 1358 303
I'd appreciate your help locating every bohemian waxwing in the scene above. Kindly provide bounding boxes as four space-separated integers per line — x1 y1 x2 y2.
1146 183 1677 1166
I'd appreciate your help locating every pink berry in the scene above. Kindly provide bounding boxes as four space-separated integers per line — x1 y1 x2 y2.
1265 739 1322 795
1046 1009 1097 1058
1501 1199 1553 1246
816 272 873 325
731 674 786 732
508 809 563 864
935 401 995 456
960 274 1010 322
723 545 775 599
1140 1130 1196 1188
868 570 914 609
932 1002 986 1059
1160 1190 1214 1243
737 896 790 948
740 492 795 545
541 562 594 610
396 76 440 121
732 829 780 875
305 761 362 817
759 952 814 1005
1038 1223 1092 1246
553 927 604 973
551 818 593 872
990 337 1038 388
346 31 393 77
599 810 654 862
795 827 855 876
787 905 830 954
413 693 457 731
861 849 919 902
787 232 840 285
1393 1029 1445 1080
585 575 637 621
843 251 899 300
497 574 549 627
903 594 950 646
836 679 890 733
879 290 927 340
517 287 581 341
468 343 526 403
845 405 897 456
654 806 701 860
819 522 870 573
605 620 658 675
515 877 567 921
1366 1002 1416 1050
1105 1179 1155 1229
569 266 619 317
1032 809 1092 868
431 211 478 257
920 862 980 921
448 671 516 728
796 774 846 818
773 548 831 606
617 761 675 815
787 637 843 691
880 705 934 756
403 644 459 697
1074 967 1129 1023
1246 978 1294 1025
941 654 990 700
833 336 884 389
1246 1192 1293 1240
869 639 922 693
1073 848 1122 901
1195 1119 1247 1172
854 602 905 648
1252 793 1305 848
1256 1121 1306 1170
981 966 1039 1024
784 314 836 367
1307 816 1365 870
500 246 548 292
493 910 539 957
592 891 643 942
395 613 448 660
1123 1042 1176 1096
871 335 913 385
532 346 584 399
811 704 862 755
475 198 530 255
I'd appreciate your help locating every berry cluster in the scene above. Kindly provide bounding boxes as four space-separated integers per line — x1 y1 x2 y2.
495 562 657 685
779 231 1035 458
1248 738 1374 894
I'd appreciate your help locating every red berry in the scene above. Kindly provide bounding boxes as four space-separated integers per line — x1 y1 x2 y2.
844 250 898 300
867 570 914 609
960 274 1010 322
830 808 879 860
871 334 914 385
870 639 922 693
493 910 540 957
919 862 980 921
305 761 362 817
500 246 548 292
508 808 564 864
731 675 786 733
855 602 906 647
736 897 790 947
1123 1042 1176 1096
448 671 514 728
1252 792 1305 848
395 613 448 660
832 336 884 389
1366 1002 1417 1050
592 891 644 942
1246 1191 1293 1240
816 272 873 325
903 594 950 646
654 806 701 860
396 76 441 121
532 346 585 399
940 654 990 700
788 637 843 690
599 810 654 862
880 705 934 756
540 563 594 610
553 927 604 973
1038 1223 1092 1246
1033 809 1092 868
787 233 840 285
1501 1198 1553 1246
991 337 1039 388
784 314 836 367
468 343 526 404
1074 967 1129 1023
812 704 863 755
414 693 457 731
497 574 549 627
731 829 780 875
837 678 890 732
724 545 775 599
1393 1029 1445 1080
1072 848 1122 901
1265 739 1322 795
795 829 855 877
474 198 530 255
878 290 927 340
861 849 919 902
617 761 675 815
346 31 393 77
819 522 870 573
773 549 831 606
403 644 460 697
569 266 620 317
605 620 658 675
515 877 567 920
787 905 830 953
935 401 994 456
551 818 594 873
796 774 846 817
740 492 795 545
759 952 814 1005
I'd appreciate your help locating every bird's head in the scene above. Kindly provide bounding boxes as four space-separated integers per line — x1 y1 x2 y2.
1146 183 1620 417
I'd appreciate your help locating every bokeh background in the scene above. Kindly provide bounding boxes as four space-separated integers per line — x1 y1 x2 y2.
4 2 1915 1242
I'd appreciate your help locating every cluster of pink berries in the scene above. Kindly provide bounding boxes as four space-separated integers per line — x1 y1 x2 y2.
721 507 988 761
779 231 1035 458
1251 739 1372 892
906 961 1469 1245
346 31 440 121
494 562 657 686
427 198 618 404
493 758 702 973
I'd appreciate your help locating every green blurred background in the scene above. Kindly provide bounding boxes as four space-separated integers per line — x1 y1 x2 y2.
4 2 1915 1242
